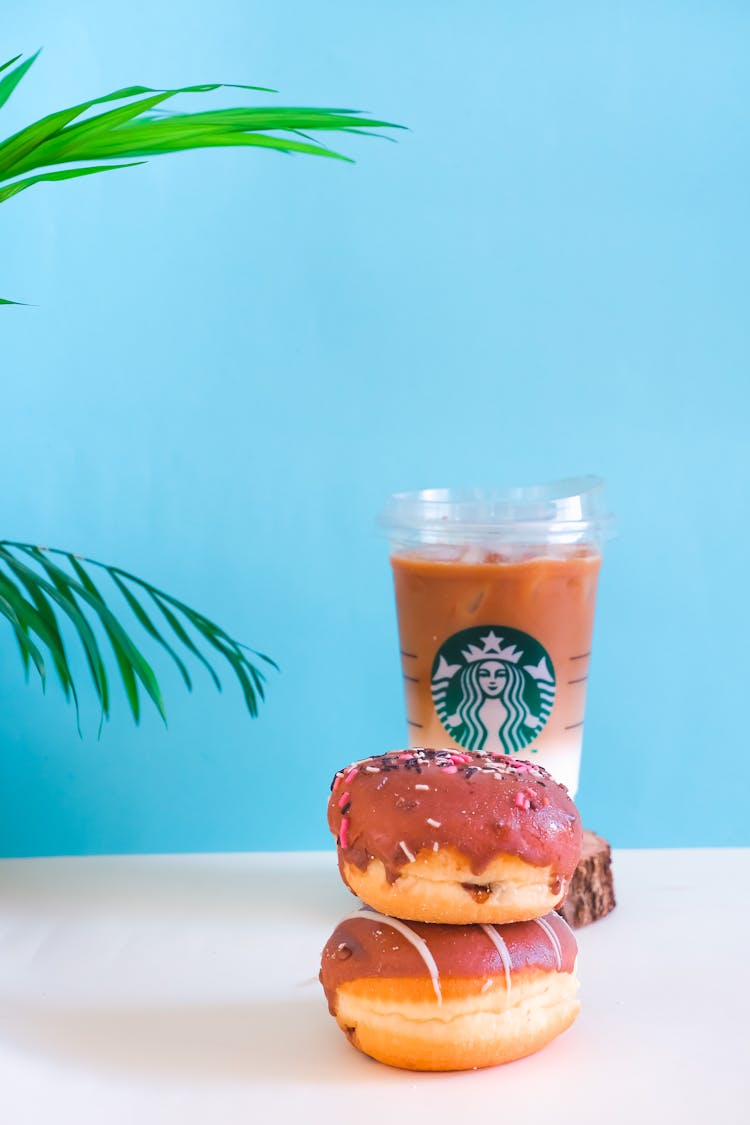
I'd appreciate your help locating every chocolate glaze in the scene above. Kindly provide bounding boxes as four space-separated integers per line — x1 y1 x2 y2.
328 748 581 882
319 910 577 1010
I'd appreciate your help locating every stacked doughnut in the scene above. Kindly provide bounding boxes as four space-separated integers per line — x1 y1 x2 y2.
319 747 583 1071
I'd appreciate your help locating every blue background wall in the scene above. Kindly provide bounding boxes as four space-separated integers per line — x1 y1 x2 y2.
1 1 748 856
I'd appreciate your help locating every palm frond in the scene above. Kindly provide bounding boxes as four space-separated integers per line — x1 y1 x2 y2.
0 51 402 302
0 541 275 731
0 52 400 184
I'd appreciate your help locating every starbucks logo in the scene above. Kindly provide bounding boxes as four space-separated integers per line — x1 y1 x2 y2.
431 627 556 755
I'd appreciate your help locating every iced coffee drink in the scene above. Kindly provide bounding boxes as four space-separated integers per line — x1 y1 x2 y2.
381 479 612 796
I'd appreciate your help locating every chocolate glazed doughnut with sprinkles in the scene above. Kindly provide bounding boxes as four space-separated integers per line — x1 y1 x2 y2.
328 748 582 924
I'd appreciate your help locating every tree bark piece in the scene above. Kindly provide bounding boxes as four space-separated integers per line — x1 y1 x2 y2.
557 829 616 928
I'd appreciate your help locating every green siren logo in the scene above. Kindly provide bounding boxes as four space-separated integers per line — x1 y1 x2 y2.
431 626 556 754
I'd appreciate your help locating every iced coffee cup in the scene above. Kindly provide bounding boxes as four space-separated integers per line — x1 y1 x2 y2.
380 478 613 796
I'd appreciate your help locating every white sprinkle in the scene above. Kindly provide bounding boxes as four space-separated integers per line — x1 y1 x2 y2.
481 979 493 993
365 766 380 773
415 783 430 791
433 841 440 852
426 818 442 828
399 840 416 862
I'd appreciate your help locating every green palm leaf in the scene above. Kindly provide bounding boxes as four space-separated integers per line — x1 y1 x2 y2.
0 51 39 110
0 50 403 302
0 162 144 204
0 581 47 684
0 542 275 731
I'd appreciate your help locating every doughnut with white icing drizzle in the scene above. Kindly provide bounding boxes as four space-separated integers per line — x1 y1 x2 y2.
319 909 579 1071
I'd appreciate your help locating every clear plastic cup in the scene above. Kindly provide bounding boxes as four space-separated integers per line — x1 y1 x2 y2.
379 476 614 796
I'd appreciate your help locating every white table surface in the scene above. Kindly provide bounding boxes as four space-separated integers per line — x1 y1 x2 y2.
0 848 748 1124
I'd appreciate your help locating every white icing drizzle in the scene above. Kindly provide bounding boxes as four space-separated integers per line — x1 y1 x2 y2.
534 915 563 970
346 908 442 1003
479 924 512 997
554 912 575 943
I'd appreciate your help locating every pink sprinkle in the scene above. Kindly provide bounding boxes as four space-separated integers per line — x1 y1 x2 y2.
450 753 472 764
344 767 359 784
515 790 531 811
337 791 350 809
332 774 342 792
399 752 413 760
339 817 350 848
442 765 458 774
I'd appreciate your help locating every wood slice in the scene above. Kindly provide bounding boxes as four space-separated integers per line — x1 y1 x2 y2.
556 829 616 929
